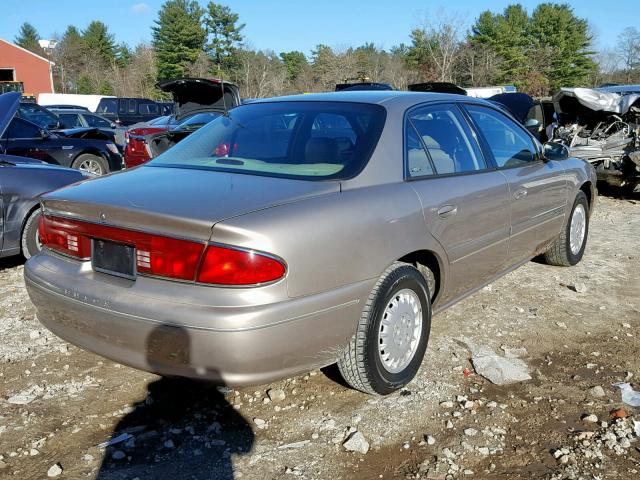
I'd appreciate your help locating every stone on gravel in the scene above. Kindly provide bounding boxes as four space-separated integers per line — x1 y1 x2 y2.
582 414 598 423
588 386 605 398
253 418 267 429
462 339 531 385
47 463 63 477
464 428 478 437
267 388 286 402
342 431 369 454
426 435 436 445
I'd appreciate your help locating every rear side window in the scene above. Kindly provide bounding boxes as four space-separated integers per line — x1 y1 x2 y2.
149 101 386 180
139 103 160 115
405 124 435 177
406 104 486 176
465 105 537 168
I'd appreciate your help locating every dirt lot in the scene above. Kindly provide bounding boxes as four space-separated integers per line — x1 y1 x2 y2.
1 193 639 480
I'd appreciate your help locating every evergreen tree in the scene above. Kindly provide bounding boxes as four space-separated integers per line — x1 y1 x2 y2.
279 51 307 81
82 21 116 65
14 22 45 55
529 3 596 90
205 2 245 67
152 0 207 80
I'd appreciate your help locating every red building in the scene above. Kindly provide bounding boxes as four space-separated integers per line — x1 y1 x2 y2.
0 38 54 99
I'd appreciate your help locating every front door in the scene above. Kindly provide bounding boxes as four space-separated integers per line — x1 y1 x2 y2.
464 104 567 265
405 103 511 302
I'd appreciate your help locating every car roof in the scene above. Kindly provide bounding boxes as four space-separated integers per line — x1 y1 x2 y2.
249 90 489 107
51 109 92 113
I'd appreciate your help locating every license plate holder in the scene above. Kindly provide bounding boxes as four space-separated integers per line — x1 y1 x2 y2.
91 239 136 280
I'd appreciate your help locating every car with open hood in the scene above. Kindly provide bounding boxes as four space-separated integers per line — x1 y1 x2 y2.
550 87 640 191
25 91 596 395
123 78 240 168
0 92 90 260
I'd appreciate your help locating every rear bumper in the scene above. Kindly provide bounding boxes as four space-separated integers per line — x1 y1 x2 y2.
24 252 372 386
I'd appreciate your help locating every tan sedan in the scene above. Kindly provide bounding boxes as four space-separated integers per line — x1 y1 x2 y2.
25 91 596 394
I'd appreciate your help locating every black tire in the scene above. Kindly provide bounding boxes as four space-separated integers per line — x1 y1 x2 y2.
21 209 42 259
543 191 589 267
337 262 432 395
72 154 108 175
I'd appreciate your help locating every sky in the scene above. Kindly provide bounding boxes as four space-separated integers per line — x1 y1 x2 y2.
0 0 632 55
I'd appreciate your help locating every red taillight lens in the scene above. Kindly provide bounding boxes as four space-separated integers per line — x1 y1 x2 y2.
196 245 286 285
39 215 91 258
39 215 286 286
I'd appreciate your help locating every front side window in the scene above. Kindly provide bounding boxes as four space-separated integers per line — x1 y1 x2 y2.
98 98 117 114
466 104 537 168
407 104 486 176
148 101 386 180
59 113 82 128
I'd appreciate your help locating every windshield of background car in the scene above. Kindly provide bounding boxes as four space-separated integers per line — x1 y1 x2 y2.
18 103 58 129
148 101 387 180
177 112 221 130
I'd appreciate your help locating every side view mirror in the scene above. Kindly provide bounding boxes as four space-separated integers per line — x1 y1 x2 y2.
39 129 50 139
542 142 569 161
525 118 540 128
110 123 117 129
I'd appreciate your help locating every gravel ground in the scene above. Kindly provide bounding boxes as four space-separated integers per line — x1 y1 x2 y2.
0 193 639 480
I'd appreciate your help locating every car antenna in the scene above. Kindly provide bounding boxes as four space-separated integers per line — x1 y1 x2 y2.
220 74 229 116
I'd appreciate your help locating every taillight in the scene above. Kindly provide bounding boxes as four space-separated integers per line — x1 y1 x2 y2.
39 215 286 286
39 215 91 258
196 245 286 285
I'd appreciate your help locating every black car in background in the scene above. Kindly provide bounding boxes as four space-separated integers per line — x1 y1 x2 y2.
17 101 60 130
0 93 90 260
95 97 164 126
1 116 123 175
49 108 125 147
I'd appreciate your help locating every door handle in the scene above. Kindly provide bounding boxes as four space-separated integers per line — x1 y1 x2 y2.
437 204 458 218
513 189 528 200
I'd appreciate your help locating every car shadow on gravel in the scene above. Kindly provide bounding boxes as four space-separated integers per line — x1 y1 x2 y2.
95 325 254 480
0 256 25 271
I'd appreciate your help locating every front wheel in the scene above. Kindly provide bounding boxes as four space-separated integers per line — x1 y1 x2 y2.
543 191 589 266
337 262 432 395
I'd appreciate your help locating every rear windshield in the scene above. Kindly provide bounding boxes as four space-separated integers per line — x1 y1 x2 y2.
148 101 386 180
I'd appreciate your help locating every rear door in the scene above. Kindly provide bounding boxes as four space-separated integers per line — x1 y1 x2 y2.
464 104 567 265
406 103 511 302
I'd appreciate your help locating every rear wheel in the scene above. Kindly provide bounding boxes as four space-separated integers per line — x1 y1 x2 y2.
72 154 108 175
338 262 431 395
21 209 42 259
543 191 589 266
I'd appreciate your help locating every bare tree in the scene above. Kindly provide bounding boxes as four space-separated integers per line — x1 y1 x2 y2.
617 27 640 82
411 11 466 82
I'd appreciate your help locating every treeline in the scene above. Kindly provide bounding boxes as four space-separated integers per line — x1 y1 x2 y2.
13 1 640 99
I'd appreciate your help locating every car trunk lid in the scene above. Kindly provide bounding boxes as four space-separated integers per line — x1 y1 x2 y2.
41 165 340 241
156 77 241 121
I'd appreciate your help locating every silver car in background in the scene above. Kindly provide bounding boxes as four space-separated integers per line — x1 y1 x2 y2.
25 91 597 395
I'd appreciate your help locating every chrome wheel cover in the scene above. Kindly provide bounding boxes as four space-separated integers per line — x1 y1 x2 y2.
78 158 103 176
569 204 586 255
378 288 423 374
